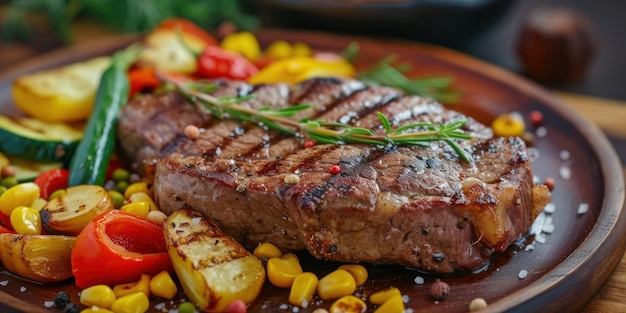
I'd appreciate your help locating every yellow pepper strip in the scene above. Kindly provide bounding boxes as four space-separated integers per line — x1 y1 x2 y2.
248 56 356 85
288 272 319 306
267 253 303 288
110 291 150 313
221 31 261 60
113 273 151 298
329 295 367 313
373 294 405 313
317 269 357 300
120 201 151 219
80 284 116 309
369 287 401 305
149 271 178 300
10 206 41 235
338 264 368 286
0 182 40 215
253 242 283 259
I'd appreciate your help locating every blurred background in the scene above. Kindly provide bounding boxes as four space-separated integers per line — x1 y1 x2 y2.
1 0 625 157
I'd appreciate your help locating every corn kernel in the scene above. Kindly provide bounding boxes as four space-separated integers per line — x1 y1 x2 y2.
0 182 40 215
10 205 41 235
120 201 151 219
289 272 319 306
317 269 357 300
373 294 405 313
492 112 525 137
124 182 151 199
369 287 401 305
149 271 177 300
81 308 114 313
113 273 151 298
146 210 168 225
253 242 283 259
338 264 368 286
267 253 303 288
329 295 367 313
80 284 116 309
110 291 149 313
128 192 158 211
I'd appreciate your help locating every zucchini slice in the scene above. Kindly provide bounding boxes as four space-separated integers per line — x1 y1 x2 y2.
0 116 83 164
8 156 63 183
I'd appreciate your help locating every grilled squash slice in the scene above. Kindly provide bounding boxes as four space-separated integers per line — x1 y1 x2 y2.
163 209 266 312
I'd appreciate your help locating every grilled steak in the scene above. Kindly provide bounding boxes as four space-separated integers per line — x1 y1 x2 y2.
118 77 551 273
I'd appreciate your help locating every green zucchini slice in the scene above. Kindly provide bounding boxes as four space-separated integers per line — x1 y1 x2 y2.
0 116 83 164
8 156 63 182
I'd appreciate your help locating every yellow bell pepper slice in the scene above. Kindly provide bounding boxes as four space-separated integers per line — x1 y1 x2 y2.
248 56 356 84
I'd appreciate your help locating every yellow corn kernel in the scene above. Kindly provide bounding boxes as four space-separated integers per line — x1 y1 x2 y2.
329 295 367 313
149 271 177 300
120 201 151 219
373 294 404 313
264 40 293 59
267 253 303 288
317 269 357 300
338 264 368 286
292 42 312 57
81 308 114 313
124 182 151 199
288 272 318 306
221 31 261 60
80 284 116 309
369 287 401 305
0 182 40 215
110 291 149 313
492 112 525 137
113 273 151 298
253 242 283 259
128 192 158 211
10 206 41 235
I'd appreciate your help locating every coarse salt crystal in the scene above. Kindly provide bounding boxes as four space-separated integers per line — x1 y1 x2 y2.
402 295 409 303
536 126 547 137
0 280 7 286
191 217 202 224
519 269 528 279
578 203 589 214
535 233 546 244
559 165 571 180
542 215 555 234
44 301 55 308
279 304 289 310
559 150 570 160
544 202 556 213
292 306 300 312
19 286 26 292
525 244 535 251
414 276 424 284
154 303 166 310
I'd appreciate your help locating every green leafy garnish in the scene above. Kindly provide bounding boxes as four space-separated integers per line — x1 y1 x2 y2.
159 73 472 162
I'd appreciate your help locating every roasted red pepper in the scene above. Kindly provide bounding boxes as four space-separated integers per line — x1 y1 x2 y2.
155 18 218 47
127 67 161 98
71 210 173 288
33 168 69 200
195 46 258 80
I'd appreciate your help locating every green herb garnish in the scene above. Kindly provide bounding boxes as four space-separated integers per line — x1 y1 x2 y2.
161 74 472 162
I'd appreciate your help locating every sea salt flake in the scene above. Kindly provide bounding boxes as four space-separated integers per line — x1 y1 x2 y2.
414 276 424 284
543 202 556 213
279 304 289 310
518 269 528 279
559 150 571 160
0 280 7 286
559 165 571 180
530 212 546 235
536 126 547 137
402 295 409 303
44 301 55 308
542 215 555 234
154 303 166 310
535 233 546 244
578 203 589 214
525 244 535 251
19 286 26 292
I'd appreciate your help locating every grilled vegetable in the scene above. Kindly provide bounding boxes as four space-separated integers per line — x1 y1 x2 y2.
11 57 110 123
164 209 265 312
67 44 141 186
0 116 83 164
71 210 173 289
7 156 63 183
0 233 76 282
40 184 114 235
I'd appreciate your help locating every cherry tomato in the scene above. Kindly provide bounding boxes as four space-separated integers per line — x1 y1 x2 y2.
195 46 258 80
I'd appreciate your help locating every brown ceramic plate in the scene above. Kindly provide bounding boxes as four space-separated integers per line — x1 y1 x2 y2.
0 30 624 313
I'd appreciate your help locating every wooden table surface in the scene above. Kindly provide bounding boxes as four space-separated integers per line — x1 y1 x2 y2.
1 17 625 313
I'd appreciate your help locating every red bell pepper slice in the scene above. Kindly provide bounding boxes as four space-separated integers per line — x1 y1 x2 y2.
156 18 218 47
127 67 162 98
71 210 173 288
33 168 69 200
0 213 13 233
195 46 259 80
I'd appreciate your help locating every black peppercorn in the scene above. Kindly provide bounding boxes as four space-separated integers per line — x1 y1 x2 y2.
53 291 71 308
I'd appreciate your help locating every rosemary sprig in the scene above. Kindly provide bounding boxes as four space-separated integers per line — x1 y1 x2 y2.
162 74 472 162
343 43 461 103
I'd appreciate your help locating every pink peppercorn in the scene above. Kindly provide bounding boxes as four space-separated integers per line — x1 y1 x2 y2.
431 279 450 300
304 140 314 148
529 110 544 126
329 165 341 175
184 125 200 139
226 300 247 313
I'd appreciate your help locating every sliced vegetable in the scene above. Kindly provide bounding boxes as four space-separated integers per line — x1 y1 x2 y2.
127 67 161 98
164 209 265 312
71 210 173 288
195 46 259 80
155 18 218 47
68 44 141 186
6 156 63 183
0 233 76 282
248 55 355 84
40 184 113 235
33 168 69 200
0 116 83 164
220 31 261 60
11 57 111 122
